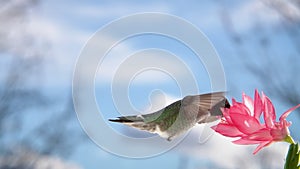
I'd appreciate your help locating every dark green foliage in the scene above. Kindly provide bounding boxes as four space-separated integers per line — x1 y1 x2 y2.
285 143 300 169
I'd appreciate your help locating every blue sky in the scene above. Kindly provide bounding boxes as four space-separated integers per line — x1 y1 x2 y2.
13 0 300 168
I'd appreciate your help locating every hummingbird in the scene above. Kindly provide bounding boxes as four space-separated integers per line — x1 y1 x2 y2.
109 92 230 141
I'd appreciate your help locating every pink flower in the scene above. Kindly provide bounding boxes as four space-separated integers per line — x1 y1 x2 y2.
212 89 300 154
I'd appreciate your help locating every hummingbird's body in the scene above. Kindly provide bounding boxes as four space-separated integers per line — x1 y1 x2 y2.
109 92 230 141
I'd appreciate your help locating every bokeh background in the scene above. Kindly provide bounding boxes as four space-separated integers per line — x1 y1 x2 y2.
1 0 300 169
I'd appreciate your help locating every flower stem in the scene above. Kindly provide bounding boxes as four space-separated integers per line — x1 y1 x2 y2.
285 135 296 144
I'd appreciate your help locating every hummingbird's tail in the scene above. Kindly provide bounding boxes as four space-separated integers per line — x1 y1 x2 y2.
109 116 142 123
109 115 157 133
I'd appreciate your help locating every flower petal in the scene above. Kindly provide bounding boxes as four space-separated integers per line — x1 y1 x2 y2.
212 123 244 137
232 98 237 105
221 108 233 124
262 92 276 128
230 102 251 116
254 89 263 120
233 138 264 145
241 128 272 141
243 92 254 116
230 113 263 134
253 141 272 154
279 104 300 122
270 127 289 141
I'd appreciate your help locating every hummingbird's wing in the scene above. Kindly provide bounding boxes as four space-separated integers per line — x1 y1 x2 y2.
180 92 229 124
161 92 229 140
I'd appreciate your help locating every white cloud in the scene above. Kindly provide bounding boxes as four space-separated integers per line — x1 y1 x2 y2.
230 0 300 32
95 48 197 85
173 125 288 169
0 148 82 169
25 15 90 88
230 1 279 31
24 1 194 88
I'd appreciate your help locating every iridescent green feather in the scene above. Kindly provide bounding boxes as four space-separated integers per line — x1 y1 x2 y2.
147 100 181 131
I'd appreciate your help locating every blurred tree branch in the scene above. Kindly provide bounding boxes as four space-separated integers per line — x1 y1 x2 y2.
0 0 85 160
219 0 300 115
